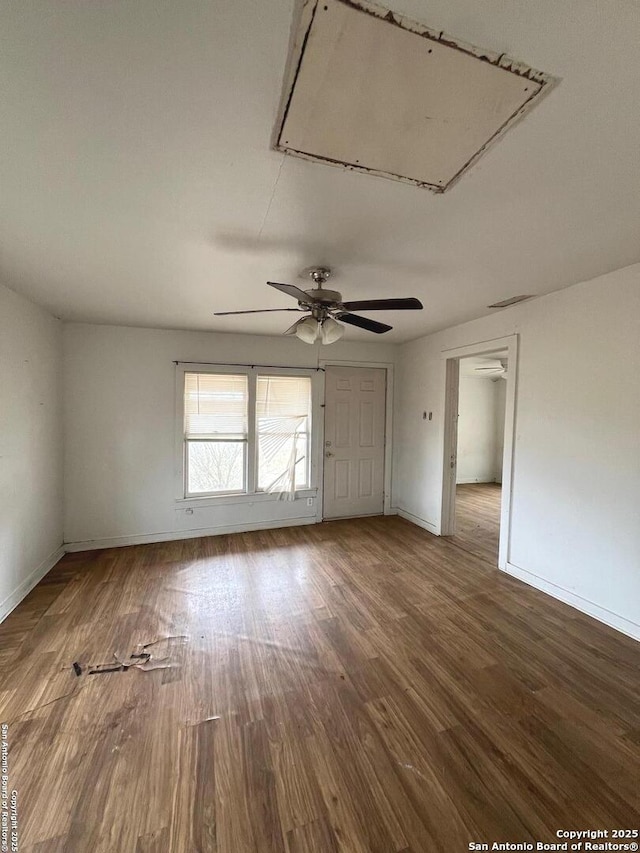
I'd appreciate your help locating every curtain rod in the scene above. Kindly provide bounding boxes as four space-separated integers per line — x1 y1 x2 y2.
174 361 324 371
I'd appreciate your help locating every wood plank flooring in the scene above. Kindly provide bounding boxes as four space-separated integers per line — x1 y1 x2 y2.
0 517 638 851
453 482 502 564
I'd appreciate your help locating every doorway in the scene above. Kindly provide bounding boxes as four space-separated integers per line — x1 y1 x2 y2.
323 365 386 519
441 336 518 569
452 353 507 562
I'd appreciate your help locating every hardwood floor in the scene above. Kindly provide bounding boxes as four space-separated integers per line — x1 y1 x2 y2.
0 517 638 851
453 482 502 564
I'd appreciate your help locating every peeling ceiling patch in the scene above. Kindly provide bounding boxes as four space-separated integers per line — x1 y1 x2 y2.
276 0 558 191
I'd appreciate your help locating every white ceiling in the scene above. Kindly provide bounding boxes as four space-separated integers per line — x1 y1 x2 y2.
1 0 639 343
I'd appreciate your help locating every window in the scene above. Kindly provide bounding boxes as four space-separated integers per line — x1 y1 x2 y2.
184 373 248 495
257 375 311 492
181 369 313 498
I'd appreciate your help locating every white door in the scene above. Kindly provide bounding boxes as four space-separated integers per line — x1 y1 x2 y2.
323 366 386 519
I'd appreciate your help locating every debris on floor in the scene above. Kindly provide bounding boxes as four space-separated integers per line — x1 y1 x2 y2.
74 635 188 677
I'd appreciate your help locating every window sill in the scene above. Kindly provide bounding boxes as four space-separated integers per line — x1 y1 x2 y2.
175 488 318 509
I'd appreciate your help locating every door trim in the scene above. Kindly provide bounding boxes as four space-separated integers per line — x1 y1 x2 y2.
440 334 518 570
318 360 395 521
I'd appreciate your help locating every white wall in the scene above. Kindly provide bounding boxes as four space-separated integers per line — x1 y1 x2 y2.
456 375 498 484
393 263 640 639
0 284 64 621
63 324 396 548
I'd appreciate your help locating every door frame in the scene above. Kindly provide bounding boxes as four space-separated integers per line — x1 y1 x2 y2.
318 360 395 521
440 334 518 570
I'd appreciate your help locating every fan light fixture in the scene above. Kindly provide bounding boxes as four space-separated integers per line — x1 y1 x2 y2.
294 316 320 343
320 317 344 344
292 315 344 345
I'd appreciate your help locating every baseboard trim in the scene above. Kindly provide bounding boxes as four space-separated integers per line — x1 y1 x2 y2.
396 509 439 535
64 516 317 552
504 561 640 642
0 545 65 624
456 477 499 485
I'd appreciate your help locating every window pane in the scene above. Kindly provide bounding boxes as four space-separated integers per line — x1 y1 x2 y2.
257 375 311 492
187 441 245 494
184 373 248 439
257 432 309 490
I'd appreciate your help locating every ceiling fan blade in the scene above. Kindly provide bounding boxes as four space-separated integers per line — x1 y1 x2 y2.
267 281 311 302
213 308 301 315
335 312 392 334
340 297 423 311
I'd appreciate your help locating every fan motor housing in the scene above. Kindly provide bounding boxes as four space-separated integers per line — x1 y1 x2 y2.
304 287 342 305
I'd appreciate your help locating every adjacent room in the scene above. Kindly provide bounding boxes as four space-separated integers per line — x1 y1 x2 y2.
451 353 508 564
1 1 639 850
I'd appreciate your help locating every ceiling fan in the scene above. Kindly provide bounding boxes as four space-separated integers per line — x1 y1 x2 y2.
214 267 423 344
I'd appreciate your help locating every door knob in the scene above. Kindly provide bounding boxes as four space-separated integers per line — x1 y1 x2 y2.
325 451 334 458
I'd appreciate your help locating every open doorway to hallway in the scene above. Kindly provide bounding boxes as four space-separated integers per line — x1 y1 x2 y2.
451 352 508 564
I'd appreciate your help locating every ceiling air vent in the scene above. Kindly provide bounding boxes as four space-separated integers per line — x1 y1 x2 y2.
487 295 534 308
275 0 558 192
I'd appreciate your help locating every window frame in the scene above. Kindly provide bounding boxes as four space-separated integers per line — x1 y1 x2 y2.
183 369 250 498
175 363 318 503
